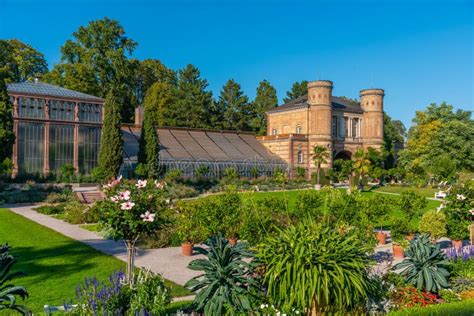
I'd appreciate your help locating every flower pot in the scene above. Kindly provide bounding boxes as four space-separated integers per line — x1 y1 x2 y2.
228 238 238 246
452 240 463 249
406 234 415 241
376 232 387 245
392 245 404 259
314 184 322 190
181 242 193 256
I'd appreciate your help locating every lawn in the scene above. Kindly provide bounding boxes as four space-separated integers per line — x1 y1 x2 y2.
0 208 190 314
373 185 439 198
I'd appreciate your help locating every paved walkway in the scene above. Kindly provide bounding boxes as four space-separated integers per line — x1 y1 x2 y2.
5 204 203 286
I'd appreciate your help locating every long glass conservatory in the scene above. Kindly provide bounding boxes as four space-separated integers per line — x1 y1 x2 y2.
7 81 104 176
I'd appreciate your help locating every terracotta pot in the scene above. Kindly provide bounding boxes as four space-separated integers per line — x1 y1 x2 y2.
392 244 405 259
181 242 193 256
228 238 238 246
452 240 463 249
406 234 415 241
376 232 387 245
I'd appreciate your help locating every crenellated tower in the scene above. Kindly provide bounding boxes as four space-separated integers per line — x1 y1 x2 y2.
360 89 384 149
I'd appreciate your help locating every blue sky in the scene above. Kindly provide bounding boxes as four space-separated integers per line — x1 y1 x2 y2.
1 0 472 127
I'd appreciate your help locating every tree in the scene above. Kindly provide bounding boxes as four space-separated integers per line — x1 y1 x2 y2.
383 112 405 169
353 148 371 190
0 39 48 83
98 89 123 180
43 18 137 119
311 145 329 187
251 80 278 135
131 59 176 105
218 79 253 131
0 76 14 172
172 64 213 128
283 80 308 103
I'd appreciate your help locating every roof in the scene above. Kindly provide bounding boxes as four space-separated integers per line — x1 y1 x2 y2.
7 81 105 103
267 95 363 114
122 125 285 164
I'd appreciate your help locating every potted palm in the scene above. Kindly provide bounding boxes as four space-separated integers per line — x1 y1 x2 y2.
390 217 410 258
311 145 329 190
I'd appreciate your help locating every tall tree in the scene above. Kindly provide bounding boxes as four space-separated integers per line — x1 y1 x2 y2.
283 80 308 103
131 59 176 105
252 80 278 135
311 145 329 187
43 18 137 118
353 148 371 189
98 89 123 180
172 64 213 128
138 81 175 176
0 39 48 83
383 112 406 169
0 75 14 172
218 79 253 131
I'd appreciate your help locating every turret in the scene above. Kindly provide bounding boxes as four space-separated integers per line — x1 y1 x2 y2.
360 89 384 148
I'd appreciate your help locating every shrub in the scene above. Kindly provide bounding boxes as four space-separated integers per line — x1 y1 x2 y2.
175 200 208 244
449 276 474 293
63 201 88 224
418 210 447 241
195 165 210 179
167 183 198 199
390 217 410 246
443 186 472 241
129 269 171 315
0 244 29 314
439 289 461 303
389 286 438 310
83 201 104 223
257 219 373 313
59 163 76 182
185 234 256 315
393 234 450 293
296 166 306 178
398 190 427 222
134 163 148 178
223 167 239 181
35 203 66 215
164 168 182 182
450 257 474 279
293 190 323 219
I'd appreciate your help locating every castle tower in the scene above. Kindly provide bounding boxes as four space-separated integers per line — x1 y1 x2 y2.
360 89 384 149
308 80 333 168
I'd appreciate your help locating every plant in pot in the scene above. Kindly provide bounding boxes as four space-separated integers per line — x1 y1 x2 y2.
218 190 243 245
418 209 447 242
443 186 473 249
446 218 469 249
176 202 207 256
363 194 391 245
390 217 410 259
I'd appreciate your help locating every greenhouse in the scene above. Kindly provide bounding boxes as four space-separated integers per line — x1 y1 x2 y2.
122 125 287 178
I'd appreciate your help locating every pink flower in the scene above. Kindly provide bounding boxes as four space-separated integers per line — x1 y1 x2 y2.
120 201 135 210
119 190 131 201
136 180 147 188
470 209 474 216
110 196 119 203
155 180 167 189
140 211 156 222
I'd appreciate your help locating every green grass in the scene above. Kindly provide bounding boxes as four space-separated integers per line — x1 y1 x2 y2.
373 185 439 198
164 300 193 314
0 208 190 314
79 223 101 232
388 299 474 315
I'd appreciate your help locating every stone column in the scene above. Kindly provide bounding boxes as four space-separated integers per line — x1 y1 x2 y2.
73 102 79 174
43 99 50 174
12 97 19 177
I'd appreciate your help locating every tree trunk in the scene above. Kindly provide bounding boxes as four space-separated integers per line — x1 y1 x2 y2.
125 240 136 285
316 167 320 185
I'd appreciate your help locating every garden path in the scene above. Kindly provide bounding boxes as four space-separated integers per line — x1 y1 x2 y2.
6 204 203 287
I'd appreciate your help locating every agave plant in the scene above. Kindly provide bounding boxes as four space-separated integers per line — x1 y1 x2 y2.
185 234 256 315
393 234 450 293
0 244 29 315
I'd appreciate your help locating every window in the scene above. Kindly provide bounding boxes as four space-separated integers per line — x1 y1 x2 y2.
344 117 349 137
296 126 302 134
272 129 277 135
18 97 45 119
50 100 75 121
79 126 101 174
297 151 304 164
352 118 359 138
18 122 44 174
49 124 74 170
79 103 102 123
332 116 338 137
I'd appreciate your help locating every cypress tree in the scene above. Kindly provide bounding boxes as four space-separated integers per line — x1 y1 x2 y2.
98 89 123 180
252 80 278 135
0 75 15 169
141 113 160 178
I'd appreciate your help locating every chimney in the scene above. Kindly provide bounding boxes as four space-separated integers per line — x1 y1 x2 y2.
135 106 144 126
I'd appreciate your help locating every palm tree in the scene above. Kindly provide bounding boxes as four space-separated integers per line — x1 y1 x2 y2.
311 145 330 188
353 148 371 190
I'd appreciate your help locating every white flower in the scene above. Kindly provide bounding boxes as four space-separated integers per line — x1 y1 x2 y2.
470 209 474 216
260 304 265 309
457 194 466 201
118 190 131 201
120 201 135 210
155 180 167 189
140 211 156 222
136 180 148 188
165 199 170 204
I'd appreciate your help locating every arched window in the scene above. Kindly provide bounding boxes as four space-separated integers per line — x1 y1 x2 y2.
296 126 302 134
297 151 304 164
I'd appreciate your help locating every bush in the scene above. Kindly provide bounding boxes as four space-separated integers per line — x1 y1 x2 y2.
398 190 427 222
34 204 66 215
418 210 447 241
63 201 87 224
389 286 438 310
164 168 182 182
439 289 461 303
129 269 172 315
167 183 198 199
59 163 76 182
44 189 76 203
83 201 104 223
444 186 473 241
134 163 148 178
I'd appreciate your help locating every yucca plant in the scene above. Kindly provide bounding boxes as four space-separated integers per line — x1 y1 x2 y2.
185 234 256 315
257 220 373 314
393 234 450 293
0 244 29 315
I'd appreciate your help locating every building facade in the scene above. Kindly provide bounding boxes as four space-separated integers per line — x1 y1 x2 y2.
257 80 384 175
7 81 104 176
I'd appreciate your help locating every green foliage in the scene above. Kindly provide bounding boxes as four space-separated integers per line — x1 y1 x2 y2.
224 167 239 181
353 148 371 187
439 289 461 303
258 220 373 313
164 168 182 182
217 79 253 131
383 112 405 169
195 165 210 179
98 89 123 180
0 76 14 169
311 145 330 185
418 210 447 240
0 39 48 82
0 244 30 315
331 158 354 182
393 234 450 293
34 203 66 215
63 201 88 224
390 217 410 245
443 185 473 240
140 109 160 178
450 258 474 279
185 235 256 315
0 157 13 177
132 58 176 105
295 166 306 178
129 269 172 315
58 163 76 182
134 163 148 178
399 189 427 222
252 80 278 135
273 168 287 183
283 80 308 103
388 298 474 316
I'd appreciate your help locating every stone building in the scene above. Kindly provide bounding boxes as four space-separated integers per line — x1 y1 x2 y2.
257 80 384 175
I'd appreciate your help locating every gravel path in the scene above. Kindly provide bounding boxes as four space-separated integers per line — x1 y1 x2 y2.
5 204 202 286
